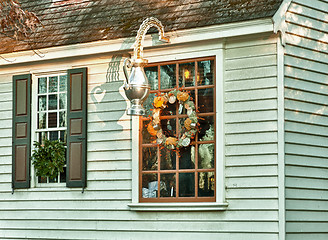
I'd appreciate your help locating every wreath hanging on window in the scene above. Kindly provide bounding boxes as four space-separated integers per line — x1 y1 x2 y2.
147 89 198 150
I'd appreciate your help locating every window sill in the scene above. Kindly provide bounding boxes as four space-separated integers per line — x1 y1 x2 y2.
128 202 228 212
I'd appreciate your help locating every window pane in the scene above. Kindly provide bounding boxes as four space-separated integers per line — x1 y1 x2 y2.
198 116 214 141
198 172 215 197
179 172 195 197
142 120 156 144
49 131 58 140
59 93 66 109
38 176 47 183
198 60 214 86
49 176 58 183
59 111 66 127
60 131 67 144
38 77 47 94
59 75 67 92
142 173 158 198
145 66 158 90
142 147 158 171
38 132 47 144
160 64 176 89
49 76 58 93
48 112 57 128
48 95 57 110
179 62 195 87
160 147 176 170
179 145 195 169
161 118 176 138
38 113 46 129
60 167 66 183
38 96 47 111
143 93 155 116
198 143 215 169
198 88 214 113
160 173 176 197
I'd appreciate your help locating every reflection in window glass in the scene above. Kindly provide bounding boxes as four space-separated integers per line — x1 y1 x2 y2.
198 172 215 197
160 64 176 89
38 96 46 111
145 66 158 90
197 60 214 86
198 143 215 169
38 77 47 94
59 93 66 109
59 75 67 92
179 62 195 87
49 76 58 93
143 93 156 117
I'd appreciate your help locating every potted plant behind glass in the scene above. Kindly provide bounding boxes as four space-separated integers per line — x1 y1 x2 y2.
31 139 66 180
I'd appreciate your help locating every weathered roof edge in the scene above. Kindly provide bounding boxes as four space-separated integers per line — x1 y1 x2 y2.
0 18 274 67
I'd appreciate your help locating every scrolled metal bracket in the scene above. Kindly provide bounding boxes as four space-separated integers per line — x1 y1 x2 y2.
133 17 170 61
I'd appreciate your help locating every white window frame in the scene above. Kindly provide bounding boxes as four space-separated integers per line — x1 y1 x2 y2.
31 70 68 188
127 41 228 211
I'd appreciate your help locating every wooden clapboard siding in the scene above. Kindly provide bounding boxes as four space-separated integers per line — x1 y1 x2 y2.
224 34 279 238
284 0 328 239
0 80 12 196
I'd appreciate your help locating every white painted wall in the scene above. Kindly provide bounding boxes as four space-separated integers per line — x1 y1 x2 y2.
0 32 280 239
284 0 328 239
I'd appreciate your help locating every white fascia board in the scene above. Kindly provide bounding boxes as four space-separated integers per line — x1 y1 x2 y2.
0 18 273 66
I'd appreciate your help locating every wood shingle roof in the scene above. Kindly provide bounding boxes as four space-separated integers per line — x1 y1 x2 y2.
0 0 283 54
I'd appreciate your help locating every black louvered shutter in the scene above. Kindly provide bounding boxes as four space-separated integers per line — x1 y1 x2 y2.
12 74 32 189
66 68 87 188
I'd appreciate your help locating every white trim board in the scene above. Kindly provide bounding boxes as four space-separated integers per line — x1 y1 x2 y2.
0 18 273 66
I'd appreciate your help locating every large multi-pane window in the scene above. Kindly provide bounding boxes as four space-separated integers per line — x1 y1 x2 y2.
140 57 216 202
36 74 67 184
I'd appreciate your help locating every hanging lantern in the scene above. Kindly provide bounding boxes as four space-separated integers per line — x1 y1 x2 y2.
122 17 170 115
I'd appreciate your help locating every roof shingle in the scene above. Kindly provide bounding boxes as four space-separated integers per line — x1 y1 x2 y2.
0 0 283 54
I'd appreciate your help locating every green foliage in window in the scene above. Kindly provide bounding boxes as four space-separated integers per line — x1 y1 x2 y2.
32 139 66 179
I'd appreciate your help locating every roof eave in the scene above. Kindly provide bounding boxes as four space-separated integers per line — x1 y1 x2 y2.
0 18 274 66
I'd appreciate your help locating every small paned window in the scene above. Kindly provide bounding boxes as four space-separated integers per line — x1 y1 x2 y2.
36 74 67 184
140 57 216 202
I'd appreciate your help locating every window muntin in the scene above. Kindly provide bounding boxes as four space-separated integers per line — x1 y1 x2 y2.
140 57 216 202
36 74 67 184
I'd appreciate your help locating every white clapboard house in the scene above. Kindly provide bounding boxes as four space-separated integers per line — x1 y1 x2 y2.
0 0 327 239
